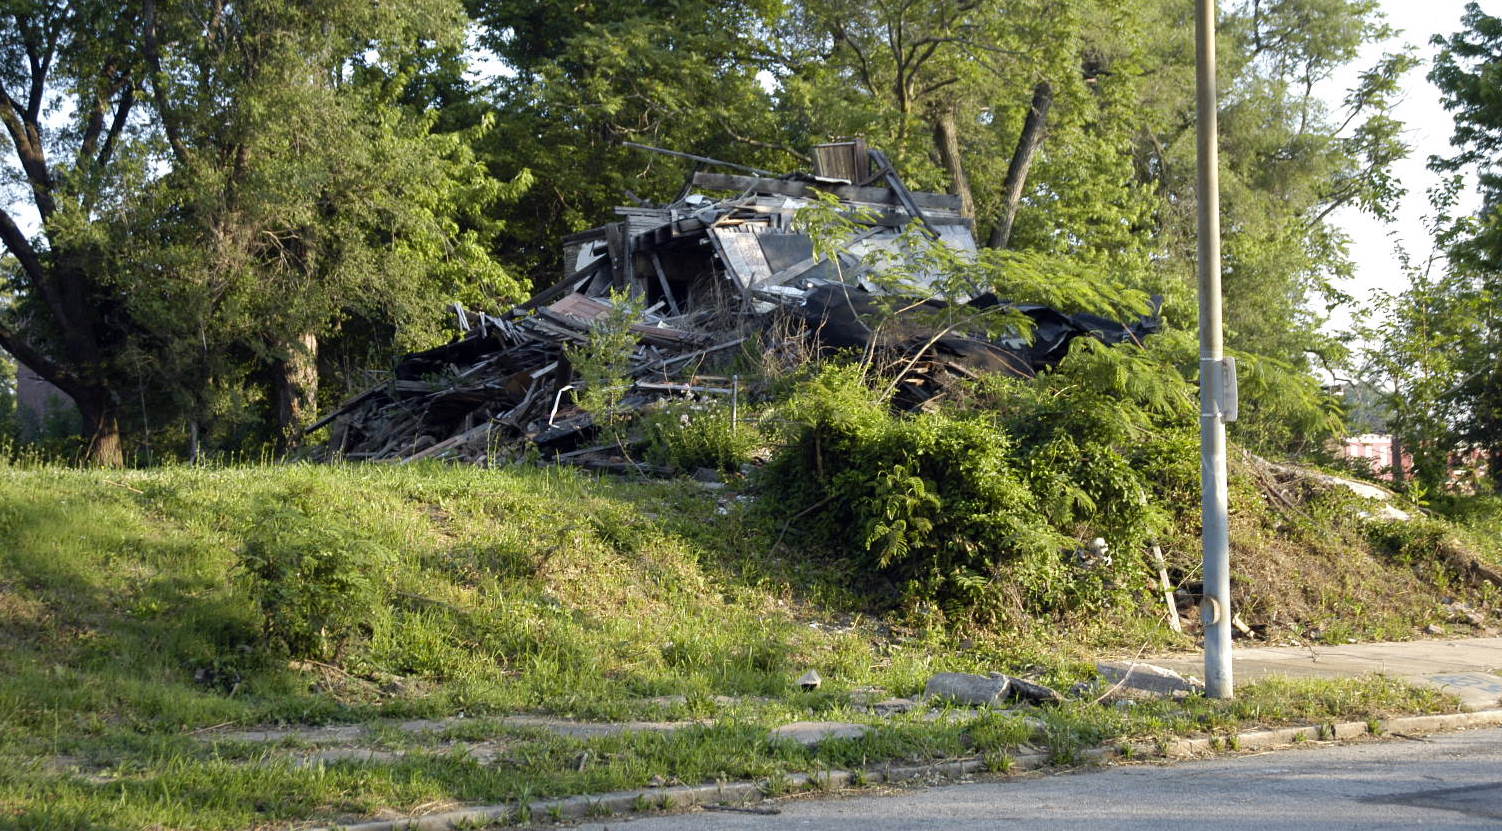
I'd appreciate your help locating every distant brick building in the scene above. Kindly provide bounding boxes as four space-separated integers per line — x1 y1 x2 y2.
1337 434 1410 481
1336 433 1492 488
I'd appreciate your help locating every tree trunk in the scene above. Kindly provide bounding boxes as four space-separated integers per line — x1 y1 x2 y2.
930 103 975 220
987 81 1055 250
273 332 318 446
76 392 124 467
1390 432 1407 490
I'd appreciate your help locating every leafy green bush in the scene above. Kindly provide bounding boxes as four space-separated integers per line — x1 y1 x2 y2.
237 483 396 661
760 337 1201 625
1363 515 1445 563
641 401 760 474
977 336 1200 554
761 365 1066 622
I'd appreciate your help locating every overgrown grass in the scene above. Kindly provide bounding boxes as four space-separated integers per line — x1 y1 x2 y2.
0 462 1480 829
1436 493 1502 571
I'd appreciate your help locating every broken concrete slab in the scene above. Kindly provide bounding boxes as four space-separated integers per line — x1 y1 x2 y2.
1148 636 1502 710
1413 672 1502 712
924 672 1009 706
846 686 889 706
870 698 917 715
1097 661 1201 697
922 708 982 723
771 721 872 746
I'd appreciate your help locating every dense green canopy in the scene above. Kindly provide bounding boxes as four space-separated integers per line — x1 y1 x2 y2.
0 0 1443 463
1362 1 1502 492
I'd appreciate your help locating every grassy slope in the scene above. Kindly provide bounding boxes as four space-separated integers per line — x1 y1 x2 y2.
0 463 1481 829
1153 456 1502 643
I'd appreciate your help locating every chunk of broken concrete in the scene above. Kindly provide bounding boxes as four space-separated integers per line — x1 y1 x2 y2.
771 721 871 746
988 673 1064 704
870 697 917 715
1096 661 1202 697
1447 602 1486 628
797 669 822 690
924 672 1010 706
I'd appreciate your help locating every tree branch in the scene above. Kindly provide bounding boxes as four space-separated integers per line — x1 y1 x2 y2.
715 119 810 163
96 83 134 170
0 202 77 346
78 66 124 164
0 80 57 221
917 76 960 99
988 81 1054 249
0 205 45 289
832 24 878 97
17 14 52 124
143 0 191 164
0 321 70 390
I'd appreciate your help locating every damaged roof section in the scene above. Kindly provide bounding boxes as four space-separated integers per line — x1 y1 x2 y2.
310 143 1160 467
560 158 978 312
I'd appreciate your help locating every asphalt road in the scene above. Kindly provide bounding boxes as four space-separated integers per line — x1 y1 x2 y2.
576 727 1502 830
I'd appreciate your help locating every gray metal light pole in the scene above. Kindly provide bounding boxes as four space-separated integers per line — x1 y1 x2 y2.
1195 0 1234 698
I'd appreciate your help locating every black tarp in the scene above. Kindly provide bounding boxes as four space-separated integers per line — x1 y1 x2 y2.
797 284 1163 381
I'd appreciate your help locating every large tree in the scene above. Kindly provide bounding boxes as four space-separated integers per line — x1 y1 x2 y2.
769 0 1407 452
1415 0 1502 485
466 0 788 276
0 1 520 463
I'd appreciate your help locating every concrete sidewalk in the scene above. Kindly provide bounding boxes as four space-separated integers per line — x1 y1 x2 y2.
1149 637 1502 711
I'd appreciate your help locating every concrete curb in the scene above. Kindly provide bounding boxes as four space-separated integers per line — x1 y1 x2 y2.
317 709 1502 831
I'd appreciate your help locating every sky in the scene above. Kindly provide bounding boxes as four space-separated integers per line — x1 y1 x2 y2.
1320 0 1490 335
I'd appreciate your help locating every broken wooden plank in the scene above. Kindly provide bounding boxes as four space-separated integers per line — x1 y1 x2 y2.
1151 544 1183 634
507 257 606 318
708 225 773 287
650 252 683 316
399 420 495 465
636 337 748 375
762 225 885 287
560 226 608 246
634 381 735 395
305 386 386 434
867 148 939 240
605 222 629 290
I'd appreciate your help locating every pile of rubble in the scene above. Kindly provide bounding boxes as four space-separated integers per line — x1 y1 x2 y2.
309 143 1160 468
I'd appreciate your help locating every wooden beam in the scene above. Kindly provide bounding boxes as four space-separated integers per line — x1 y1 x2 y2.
691 171 961 211
1151 545 1184 634
506 257 606 319
605 222 628 290
868 147 939 239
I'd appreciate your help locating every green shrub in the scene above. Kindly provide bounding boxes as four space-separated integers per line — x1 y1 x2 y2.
759 337 1201 625
976 338 1198 555
237 482 396 661
761 365 1070 622
641 402 760 474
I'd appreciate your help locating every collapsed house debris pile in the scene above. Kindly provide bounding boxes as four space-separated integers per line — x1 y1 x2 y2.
309 142 1161 468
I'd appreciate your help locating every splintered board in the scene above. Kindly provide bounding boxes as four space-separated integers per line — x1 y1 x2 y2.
708 225 774 287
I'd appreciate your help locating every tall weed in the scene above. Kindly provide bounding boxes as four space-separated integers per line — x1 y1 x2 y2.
238 480 397 661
